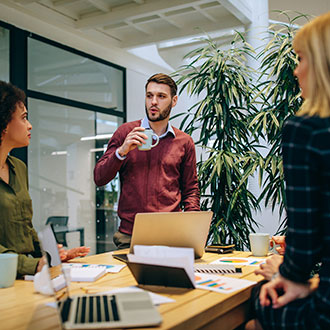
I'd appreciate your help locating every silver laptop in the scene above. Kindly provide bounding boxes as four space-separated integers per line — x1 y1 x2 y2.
129 211 213 258
38 225 162 329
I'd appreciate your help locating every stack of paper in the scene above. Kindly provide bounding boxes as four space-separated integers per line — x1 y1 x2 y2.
52 274 67 291
68 266 106 282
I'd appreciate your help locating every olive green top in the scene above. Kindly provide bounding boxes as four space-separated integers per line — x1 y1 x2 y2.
0 155 41 276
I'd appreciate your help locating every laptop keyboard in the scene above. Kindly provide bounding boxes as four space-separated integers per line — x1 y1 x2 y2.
59 297 72 323
58 295 120 324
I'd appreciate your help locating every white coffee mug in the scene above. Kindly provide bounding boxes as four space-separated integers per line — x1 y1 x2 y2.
138 129 159 151
249 233 276 257
0 253 18 288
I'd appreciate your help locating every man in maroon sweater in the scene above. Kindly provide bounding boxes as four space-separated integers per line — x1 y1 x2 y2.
94 73 200 249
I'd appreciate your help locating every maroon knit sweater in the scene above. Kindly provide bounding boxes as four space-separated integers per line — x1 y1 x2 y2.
94 120 200 235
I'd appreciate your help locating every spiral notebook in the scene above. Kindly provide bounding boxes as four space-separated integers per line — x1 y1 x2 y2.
194 264 242 274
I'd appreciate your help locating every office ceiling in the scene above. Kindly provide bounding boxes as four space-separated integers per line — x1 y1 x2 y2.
6 0 251 49
2 0 329 71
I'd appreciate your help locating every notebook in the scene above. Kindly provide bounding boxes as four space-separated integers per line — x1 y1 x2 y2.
69 267 106 282
194 264 242 274
38 225 162 329
129 211 213 258
25 265 107 282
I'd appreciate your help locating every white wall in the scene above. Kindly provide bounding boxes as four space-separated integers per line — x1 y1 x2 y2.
126 69 149 122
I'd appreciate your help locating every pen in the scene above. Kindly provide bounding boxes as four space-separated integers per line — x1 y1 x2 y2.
80 286 102 294
57 291 67 300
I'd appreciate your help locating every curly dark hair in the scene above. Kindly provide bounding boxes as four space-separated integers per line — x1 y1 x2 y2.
0 81 26 145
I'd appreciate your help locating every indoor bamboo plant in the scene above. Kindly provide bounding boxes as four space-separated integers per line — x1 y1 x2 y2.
174 36 262 250
250 14 306 233
174 13 307 246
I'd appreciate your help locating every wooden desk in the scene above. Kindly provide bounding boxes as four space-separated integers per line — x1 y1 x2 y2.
0 251 264 330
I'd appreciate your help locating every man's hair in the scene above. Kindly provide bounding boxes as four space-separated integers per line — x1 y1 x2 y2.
145 73 177 97
0 81 26 145
293 12 330 117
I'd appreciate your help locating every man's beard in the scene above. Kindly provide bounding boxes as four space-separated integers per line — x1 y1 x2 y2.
145 102 172 122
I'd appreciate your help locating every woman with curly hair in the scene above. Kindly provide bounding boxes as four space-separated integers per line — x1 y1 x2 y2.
0 81 89 277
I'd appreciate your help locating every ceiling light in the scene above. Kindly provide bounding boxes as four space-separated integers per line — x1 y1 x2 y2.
51 151 68 156
80 133 113 141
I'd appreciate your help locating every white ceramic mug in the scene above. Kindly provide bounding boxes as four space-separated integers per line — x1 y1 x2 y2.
249 233 276 257
0 253 18 288
138 129 159 151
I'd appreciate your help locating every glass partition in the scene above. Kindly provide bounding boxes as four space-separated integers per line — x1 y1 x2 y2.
2 22 126 254
28 38 124 111
94 113 123 252
0 27 9 81
28 99 122 254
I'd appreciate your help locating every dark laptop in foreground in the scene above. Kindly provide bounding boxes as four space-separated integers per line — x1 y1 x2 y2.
113 211 213 261
38 225 162 329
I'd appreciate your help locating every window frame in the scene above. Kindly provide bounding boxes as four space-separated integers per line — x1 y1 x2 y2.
0 20 126 164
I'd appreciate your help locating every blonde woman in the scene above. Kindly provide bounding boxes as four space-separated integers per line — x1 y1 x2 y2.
0 81 90 277
246 12 330 330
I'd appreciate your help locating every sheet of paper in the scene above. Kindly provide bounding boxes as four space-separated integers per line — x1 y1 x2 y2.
103 286 175 306
69 267 106 282
128 245 195 286
45 302 57 308
211 257 266 266
24 275 34 281
195 273 256 294
133 245 194 259
62 263 126 273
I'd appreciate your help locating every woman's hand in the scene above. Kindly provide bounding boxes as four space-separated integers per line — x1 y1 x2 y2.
259 274 312 309
254 254 283 281
36 255 47 273
271 236 286 255
58 244 90 262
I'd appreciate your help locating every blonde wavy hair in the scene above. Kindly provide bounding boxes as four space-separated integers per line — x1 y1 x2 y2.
293 11 330 117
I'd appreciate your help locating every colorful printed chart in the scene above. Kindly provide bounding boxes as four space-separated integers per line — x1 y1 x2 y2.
211 257 266 266
195 273 256 294
63 263 125 273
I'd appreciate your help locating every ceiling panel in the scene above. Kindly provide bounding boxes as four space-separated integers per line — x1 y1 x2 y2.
7 0 246 48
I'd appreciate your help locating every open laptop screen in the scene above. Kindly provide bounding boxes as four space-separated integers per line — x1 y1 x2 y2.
130 211 213 258
38 225 70 300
